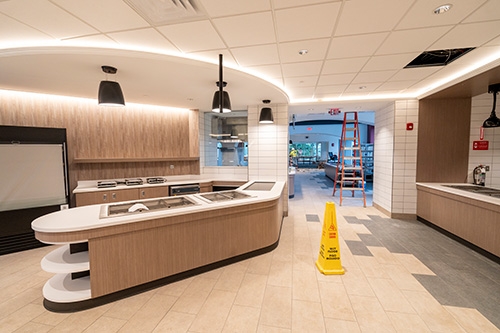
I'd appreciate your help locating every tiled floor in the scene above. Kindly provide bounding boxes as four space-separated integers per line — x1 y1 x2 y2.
1 169 499 332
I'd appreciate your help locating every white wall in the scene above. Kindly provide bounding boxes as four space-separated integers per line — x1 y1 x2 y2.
373 103 395 212
373 99 418 216
468 93 500 187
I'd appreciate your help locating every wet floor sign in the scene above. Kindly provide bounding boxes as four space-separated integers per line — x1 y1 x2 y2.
315 202 345 275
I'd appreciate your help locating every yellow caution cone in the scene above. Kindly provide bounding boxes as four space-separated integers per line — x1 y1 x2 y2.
315 202 345 275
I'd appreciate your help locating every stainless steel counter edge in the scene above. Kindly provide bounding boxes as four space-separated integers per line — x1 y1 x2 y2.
416 183 500 207
33 180 285 234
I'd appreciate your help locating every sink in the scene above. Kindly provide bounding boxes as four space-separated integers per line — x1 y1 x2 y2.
101 196 197 218
198 190 252 202
445 185 500 198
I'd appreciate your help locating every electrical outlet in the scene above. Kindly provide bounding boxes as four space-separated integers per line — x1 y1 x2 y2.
485 165 490 171
170 164 174 169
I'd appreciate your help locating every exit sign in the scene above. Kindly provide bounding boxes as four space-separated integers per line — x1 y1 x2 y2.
473 140 489 150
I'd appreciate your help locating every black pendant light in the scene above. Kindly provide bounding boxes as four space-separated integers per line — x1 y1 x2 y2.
483 83 500 128
212 54 231 113
98 65 125 106
259 100 274 123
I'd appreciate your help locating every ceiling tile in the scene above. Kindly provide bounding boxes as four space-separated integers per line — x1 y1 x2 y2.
396 0 488 30
246 64 283 79
335 0 414 36
430 21 500 50
318 73 356 86
282 61 323 77
314 84 347 95
0 0 97 39
0 13 50 46
213 12 275 47
464 0 500 23
345 83 381 93
363 53 419 71
289 86 316 99
231 44 280 66
52 0 149 32
279 39 330 63
273 0 339 10
389 67 440 81
275 3 341 42
284 76 318 88
352 70 397 84
157 20 225 53
375 26 453 55
108 28 179 53
199 0 270 17
322 57 369 75
376 80 418 91
64 34 117 46
327 33 389 59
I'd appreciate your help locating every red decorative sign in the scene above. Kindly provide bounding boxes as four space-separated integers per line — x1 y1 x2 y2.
473 140 489 150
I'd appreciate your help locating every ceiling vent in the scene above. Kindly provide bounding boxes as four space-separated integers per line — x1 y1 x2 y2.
124 0 206 25
404 48 475 68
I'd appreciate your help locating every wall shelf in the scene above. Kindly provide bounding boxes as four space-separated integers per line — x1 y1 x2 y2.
73 157 199 164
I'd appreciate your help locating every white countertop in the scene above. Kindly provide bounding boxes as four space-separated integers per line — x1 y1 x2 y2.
33 180 284 234
73 175 248 193
417 182 500 206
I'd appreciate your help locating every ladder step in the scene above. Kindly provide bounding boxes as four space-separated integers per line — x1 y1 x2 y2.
339 187 364 191
346 128 356 131
342 177 363 181
344 167 362 170
344 147 360 150
344 156 360 160
344 137 357 140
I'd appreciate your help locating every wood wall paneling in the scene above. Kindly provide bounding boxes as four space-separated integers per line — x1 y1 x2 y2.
416 99 471 182
0 93 200 206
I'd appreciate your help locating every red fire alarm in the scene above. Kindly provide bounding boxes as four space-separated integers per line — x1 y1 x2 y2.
406 123 414 130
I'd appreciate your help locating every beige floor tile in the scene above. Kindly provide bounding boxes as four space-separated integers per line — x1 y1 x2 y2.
341 267 375 297
392 253 435 276
349 295 396 332
354 255 390 279
0 287 42 321
234 272 268 308
257 325 291 332
267 259 293 288
386 311 431 332
402 290 467 333
259 285 292 329
246 252 274 275
51 305 112 332
324 318 360 333
292 269 321 302
155 276 194 297
188 289 236 332
0 303 45 333
152 311 195 333
292 253 316 272
367 246 400 265
118 293 177 332
32 308 70 327
350 223 372 235
382 263 427 292
318 281 356 321
12 321 53 333
291 299 326 333
444 306 500 333
83 316 126 332
170 276 217 314
103 291 154 320
222 304 260 333
214 264 246 292
366 277 416 314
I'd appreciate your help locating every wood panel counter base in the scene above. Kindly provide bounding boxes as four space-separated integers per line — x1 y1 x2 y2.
42 227 282 313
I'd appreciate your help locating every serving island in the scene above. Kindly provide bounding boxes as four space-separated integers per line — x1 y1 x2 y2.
32 180 284 312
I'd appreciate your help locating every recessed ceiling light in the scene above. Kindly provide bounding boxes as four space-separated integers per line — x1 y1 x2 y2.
298 49 308 55
434 4 452 14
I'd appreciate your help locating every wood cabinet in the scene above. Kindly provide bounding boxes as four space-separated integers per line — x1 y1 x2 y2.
76 187 166 206
138 186 170 199
200 182 212 193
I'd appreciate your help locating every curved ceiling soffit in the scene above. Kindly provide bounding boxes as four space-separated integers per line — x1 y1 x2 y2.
0 45 290 110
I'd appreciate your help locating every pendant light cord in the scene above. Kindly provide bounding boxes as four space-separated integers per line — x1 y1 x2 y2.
219 54 223 113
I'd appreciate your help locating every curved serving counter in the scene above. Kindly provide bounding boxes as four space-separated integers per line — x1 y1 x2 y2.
416 183 500 260
32 180 284 312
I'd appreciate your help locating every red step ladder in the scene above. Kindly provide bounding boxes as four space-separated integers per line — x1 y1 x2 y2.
332 112 366 207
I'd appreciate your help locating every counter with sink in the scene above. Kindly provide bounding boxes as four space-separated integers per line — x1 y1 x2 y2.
416 183 500 259
32 180 284 312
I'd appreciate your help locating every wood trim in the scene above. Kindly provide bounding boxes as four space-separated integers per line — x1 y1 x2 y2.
73 157 199 163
